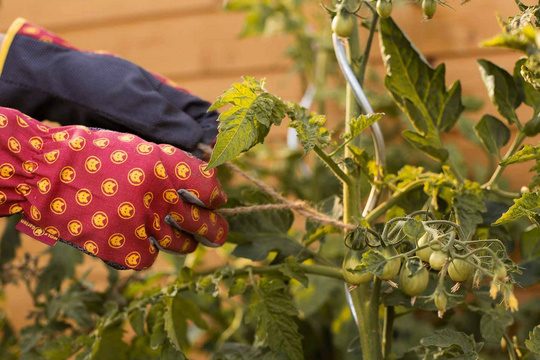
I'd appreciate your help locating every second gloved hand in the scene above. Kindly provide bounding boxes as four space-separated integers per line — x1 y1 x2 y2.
0 108 228 270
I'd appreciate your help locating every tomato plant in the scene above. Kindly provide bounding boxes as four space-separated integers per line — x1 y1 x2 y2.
1 0 540 359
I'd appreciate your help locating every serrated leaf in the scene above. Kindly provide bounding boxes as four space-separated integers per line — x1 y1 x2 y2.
349 249 387 276
480 309 514 343
287 104 329 154
478 59 522 124
246 276 303 360
402 130 449 162
343 113 384 140
526 326 540 355
164 294 208 352
502 144 540 165
494 191 540 226
474 115 511 158
160 341 187 360
402 218 425 241
207 77 287 169
420 329 477 354
380 18 464 139
279 257 309 288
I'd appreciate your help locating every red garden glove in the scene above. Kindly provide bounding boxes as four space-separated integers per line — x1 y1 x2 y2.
0 107 228 270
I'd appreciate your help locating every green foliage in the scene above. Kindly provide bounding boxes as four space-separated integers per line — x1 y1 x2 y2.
495 190 540 227
379 17 464 162
207 77 287 168
526 326 540 355
474 114 511 159
246 276 303 360
477 59 523 124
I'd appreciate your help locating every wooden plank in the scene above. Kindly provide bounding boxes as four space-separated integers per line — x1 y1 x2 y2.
42 12 293 81
0 0 521 81
0 0 221 30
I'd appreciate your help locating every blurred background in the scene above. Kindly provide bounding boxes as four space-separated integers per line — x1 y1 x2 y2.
0 0 533 341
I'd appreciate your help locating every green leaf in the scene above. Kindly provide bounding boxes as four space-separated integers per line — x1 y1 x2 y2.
480 309 514 343
526 326 540 355
380 18 464 138
343 113 384 140
287 104 330 154
521 226 540 261
453 182 487 240
91 326 129 360
402 218 425 242
515 58 540 115
164 294 208 352
246 276 303 360
349 249 387 276
212 343 286 360
129 308 147 337
207 77 287 169
494 191 540 226
402 130 448 162
474 115 511 158
37 242 83 294
229 277 248 297
420 329 478 354
478 59 522 124
160 341 187 360
0 214 21 269
279 257 309 288
502 144 540 165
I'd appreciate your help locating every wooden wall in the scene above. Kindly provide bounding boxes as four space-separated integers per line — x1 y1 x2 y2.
0 0 536 335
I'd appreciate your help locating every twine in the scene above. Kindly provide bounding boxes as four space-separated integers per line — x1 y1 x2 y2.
199 145 356 230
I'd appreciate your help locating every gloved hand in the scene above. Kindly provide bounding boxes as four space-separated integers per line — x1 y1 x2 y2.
0 107 228 270
0 18 218 157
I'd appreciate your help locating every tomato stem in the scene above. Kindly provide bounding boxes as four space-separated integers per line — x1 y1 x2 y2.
482 130 526 191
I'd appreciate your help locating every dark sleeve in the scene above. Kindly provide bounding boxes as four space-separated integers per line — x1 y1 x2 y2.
0 25 218 153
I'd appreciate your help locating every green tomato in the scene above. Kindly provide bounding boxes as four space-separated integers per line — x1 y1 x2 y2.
434 289 447 313
376 0 393 19
416 232 433 263
378 246 401 280
342 249 373 285
332 10 355 37
422 0 437 19
399 261 429 297
448 259 474 282
429 250 448 271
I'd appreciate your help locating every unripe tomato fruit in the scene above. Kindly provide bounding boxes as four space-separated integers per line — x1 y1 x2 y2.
429 250 448 271
376 0 393 19
342 249 373 285
416 232 433 262
378 246 401 280
448 259 474 282
422 0 437 19
400 262 429 297
434 290 447 312
332 10 355 38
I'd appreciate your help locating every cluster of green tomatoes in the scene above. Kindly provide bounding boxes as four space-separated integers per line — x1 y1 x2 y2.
341 212 517 317
330 0 439 38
